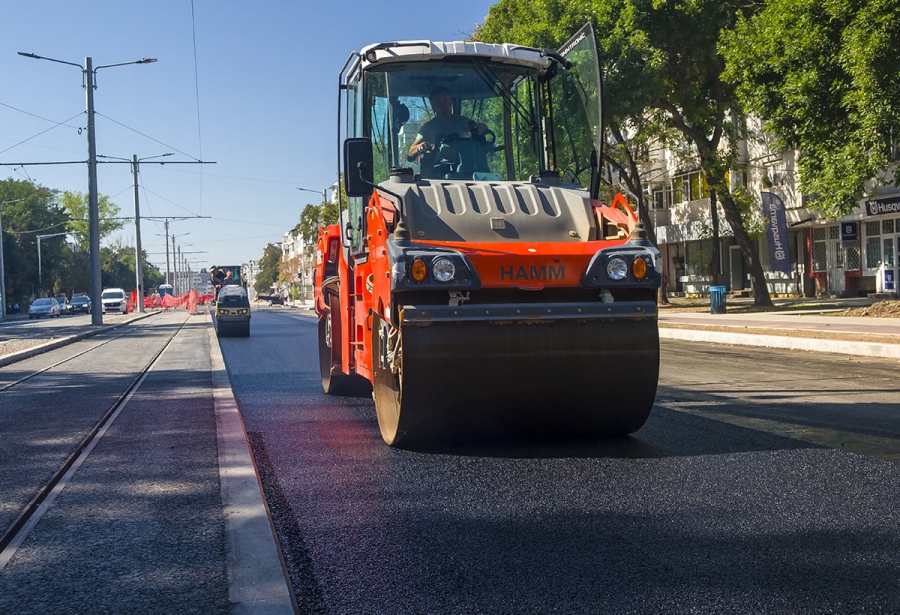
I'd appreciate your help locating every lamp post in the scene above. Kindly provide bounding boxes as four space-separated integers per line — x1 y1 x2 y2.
37 232 68 297
19 52 157 325
0 198 25 320
98 153 172 312
297 186 328 206
171 233 190 293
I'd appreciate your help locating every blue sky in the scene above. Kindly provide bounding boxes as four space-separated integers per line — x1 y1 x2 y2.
1 0 495 272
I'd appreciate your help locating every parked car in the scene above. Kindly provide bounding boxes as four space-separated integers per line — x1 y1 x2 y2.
101 288 129 314
55 295 70 315
69 294 91 313
28 297 60 319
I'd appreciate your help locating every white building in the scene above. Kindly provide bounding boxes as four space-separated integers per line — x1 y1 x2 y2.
645 119 899 298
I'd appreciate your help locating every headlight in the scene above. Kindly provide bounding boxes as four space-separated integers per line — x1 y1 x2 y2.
432 257 456 282
237 309 248 314
606 257 628 280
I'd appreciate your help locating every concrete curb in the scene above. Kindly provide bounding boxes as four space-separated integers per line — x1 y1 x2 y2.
208 317 297 614
0 310 159 368
659 326 900 359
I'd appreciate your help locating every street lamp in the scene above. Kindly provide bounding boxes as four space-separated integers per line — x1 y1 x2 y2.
0 198 25 320
20 51 157 325
98 153 173 312
297 186 328 205
171 232 190 293
37 232 68 297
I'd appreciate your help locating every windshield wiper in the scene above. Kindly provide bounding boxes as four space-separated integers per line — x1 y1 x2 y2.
471 59 540 134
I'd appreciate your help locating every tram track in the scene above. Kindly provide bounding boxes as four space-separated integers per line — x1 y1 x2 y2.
0 328 137 393
0 316 190 569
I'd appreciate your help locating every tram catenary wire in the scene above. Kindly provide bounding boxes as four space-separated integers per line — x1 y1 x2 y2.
0 317 189 566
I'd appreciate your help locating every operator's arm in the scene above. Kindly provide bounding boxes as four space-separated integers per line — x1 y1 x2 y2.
408 137 429 157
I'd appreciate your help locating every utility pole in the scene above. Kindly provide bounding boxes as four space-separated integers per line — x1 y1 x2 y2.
172 235 179 294
19 51 157 325
132 155 142 310
85 57 101 323
122 153 172 312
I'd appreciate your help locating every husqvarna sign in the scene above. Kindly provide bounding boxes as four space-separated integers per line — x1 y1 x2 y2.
761 192 792 274
866 195 900 216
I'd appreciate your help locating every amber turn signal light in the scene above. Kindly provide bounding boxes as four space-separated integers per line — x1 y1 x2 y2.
411 257 427 282
632 256 647 280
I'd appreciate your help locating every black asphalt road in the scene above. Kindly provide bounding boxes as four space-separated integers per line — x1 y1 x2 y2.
223 308 900 614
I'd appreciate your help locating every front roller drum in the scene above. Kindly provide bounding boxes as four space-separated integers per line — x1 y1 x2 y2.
371 313 660 447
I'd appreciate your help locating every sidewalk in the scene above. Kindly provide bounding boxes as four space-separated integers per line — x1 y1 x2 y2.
658 296 900 359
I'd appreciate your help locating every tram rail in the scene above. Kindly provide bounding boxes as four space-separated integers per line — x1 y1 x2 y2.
0 317 189 568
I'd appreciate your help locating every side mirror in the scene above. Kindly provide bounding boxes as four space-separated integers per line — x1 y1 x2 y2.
343 138 374 197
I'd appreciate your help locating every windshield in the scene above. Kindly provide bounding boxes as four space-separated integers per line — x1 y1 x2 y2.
366 59 543 182
363 47 601 189
102 291 124 299
33 299 51 306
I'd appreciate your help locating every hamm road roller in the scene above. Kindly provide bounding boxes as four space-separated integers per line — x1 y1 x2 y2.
315 23 661 446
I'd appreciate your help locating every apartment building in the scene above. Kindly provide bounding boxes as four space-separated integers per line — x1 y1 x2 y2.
644 121 899 298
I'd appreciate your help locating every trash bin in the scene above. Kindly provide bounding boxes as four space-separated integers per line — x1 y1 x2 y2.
710 286 726 314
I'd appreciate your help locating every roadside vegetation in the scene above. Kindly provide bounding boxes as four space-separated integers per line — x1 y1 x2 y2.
0 178 164 309
473 0 900 307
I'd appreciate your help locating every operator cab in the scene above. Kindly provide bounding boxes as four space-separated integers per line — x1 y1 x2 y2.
341 24 603 190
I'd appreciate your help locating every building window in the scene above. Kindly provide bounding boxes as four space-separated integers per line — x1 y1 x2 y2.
885 238 895 268
866 237 882 268
812 227 827 272
846 245 861 271
884 219 895 234
670 171 709 204
672 177 683 204
652 190 665 210
866 221 881 237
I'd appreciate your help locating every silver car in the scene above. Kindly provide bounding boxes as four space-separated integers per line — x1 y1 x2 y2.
29 297 61 319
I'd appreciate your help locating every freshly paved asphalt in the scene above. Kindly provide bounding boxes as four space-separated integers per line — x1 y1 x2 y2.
1 297 897 613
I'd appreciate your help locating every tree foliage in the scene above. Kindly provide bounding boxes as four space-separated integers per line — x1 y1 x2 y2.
60 190 124 249
475 0 773 304
254 242 282 295
294 182 344 250
0 178 69 304
721 0 900 217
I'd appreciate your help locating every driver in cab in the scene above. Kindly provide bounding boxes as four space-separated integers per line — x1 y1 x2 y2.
408 86 489 158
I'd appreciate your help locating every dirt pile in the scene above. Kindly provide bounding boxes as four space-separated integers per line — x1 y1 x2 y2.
840 300 900 318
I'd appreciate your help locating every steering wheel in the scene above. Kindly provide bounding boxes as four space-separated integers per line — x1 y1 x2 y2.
470 124 496 147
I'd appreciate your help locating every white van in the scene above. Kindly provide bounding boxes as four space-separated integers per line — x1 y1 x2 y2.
101 288 130 314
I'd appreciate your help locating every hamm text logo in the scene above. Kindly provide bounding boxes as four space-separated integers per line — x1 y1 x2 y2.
500 264 565 281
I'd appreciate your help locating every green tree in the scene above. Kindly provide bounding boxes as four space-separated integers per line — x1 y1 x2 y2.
0 178 67 304
476 0 774 306
294 181 345 250
60 190 124 249
721 0 900 217
100 242 137 291
254 243 282 295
